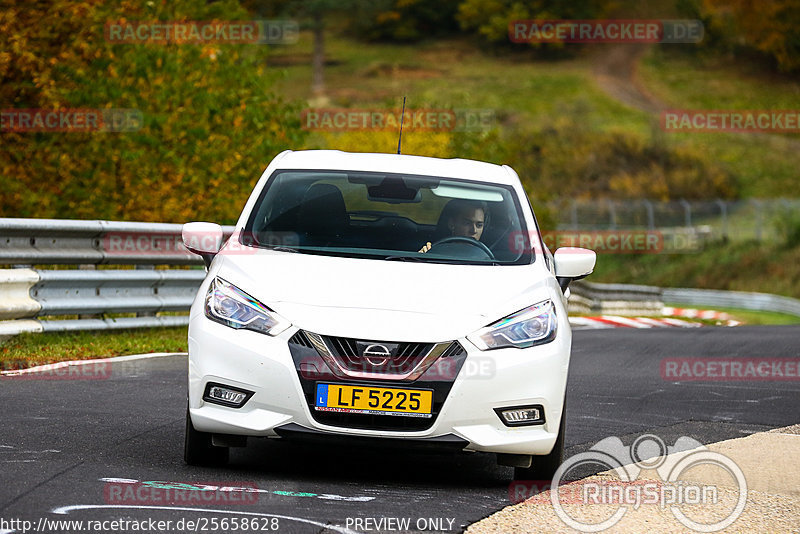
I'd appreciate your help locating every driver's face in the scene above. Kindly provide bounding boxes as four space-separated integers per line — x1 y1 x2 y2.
449 208 485 240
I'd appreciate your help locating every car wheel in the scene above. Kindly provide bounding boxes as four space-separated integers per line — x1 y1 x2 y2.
184 405 229 466
513 403 565 482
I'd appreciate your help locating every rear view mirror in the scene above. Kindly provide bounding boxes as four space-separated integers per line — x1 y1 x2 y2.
367 177 420 203
554 247 596 291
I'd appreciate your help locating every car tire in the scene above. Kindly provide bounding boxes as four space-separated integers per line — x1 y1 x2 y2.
513 402 565 482
184 405 229 466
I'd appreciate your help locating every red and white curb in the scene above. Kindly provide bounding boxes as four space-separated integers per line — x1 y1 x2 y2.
663 306 732 321
570 308 741 329
570 316 703 329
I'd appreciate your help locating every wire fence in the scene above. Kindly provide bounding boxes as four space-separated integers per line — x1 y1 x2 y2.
545 198 800 243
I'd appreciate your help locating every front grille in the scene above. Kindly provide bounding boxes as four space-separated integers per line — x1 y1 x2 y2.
323 335 433 375
287 331 468 432
289 330 314 348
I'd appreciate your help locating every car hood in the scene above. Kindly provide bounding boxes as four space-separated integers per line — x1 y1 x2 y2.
215 250 554 342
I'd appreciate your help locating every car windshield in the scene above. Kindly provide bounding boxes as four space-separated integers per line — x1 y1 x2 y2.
243 169 532 265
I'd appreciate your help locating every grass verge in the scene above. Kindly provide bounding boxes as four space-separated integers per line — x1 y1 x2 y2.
0 327 187 367
591 240 800 299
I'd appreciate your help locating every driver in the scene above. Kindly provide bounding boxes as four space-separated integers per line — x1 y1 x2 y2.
419 200 487 253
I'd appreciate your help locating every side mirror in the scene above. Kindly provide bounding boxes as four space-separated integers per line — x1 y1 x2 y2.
182 222 223 268
554 247 596 292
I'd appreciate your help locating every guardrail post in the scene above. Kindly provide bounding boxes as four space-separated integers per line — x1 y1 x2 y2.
570 200 579 230
643 200 655 230
607 200 617 230
753 199 763 241
135 264 156 317
78 264 101 320
679 199 692 228
715 199 728 240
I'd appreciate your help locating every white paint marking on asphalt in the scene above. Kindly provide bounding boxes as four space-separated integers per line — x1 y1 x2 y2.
0 445 13 449
50 505 361 534
0 352 186 376
0 449 61 454
4 460 36 463
99 477 138 484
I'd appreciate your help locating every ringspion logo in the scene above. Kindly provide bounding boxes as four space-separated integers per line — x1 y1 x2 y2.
550 434 747 532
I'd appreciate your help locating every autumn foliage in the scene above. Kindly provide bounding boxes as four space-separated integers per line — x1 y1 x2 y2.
0 0 306 223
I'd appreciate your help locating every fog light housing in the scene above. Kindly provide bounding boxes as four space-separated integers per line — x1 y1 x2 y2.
203 383 254 408
495 405 545 427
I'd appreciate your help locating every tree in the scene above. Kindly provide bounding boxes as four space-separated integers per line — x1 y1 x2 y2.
248 0 370 97
0 0 306 223
701 0 800 73
457 0 610 50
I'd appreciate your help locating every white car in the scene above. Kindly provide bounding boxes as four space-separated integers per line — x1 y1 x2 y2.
182 149 595 480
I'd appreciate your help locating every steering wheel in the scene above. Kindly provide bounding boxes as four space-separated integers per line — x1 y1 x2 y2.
430 237 495 260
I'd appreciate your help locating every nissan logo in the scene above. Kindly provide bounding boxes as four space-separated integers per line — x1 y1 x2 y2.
363 344 391 366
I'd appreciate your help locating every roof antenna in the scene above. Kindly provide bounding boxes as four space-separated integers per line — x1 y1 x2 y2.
396 96 406 154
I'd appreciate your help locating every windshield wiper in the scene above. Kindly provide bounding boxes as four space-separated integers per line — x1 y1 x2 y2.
384 255 425 262
386 255 502 266
269 246 299 253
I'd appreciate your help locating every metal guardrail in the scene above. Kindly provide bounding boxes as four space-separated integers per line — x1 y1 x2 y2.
569 282 800 318
33 270 205 315
0 218 238 337
663 288 800 317
0 217 233 265
568 281 664 316
0 267 208 336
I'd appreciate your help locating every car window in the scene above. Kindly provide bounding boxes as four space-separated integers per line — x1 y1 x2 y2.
244 169 531 265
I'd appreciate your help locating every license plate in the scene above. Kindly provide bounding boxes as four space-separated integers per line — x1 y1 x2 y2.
314 383 433 418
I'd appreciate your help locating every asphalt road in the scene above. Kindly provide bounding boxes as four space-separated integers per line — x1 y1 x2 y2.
1 326 798 534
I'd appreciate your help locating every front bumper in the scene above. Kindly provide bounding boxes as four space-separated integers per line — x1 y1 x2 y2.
188 315 571 456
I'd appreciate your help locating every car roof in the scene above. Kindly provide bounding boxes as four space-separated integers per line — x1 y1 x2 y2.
271 150 518 186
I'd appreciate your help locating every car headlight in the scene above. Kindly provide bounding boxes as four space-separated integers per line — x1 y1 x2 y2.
468 300 557 350
204 277 290 336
